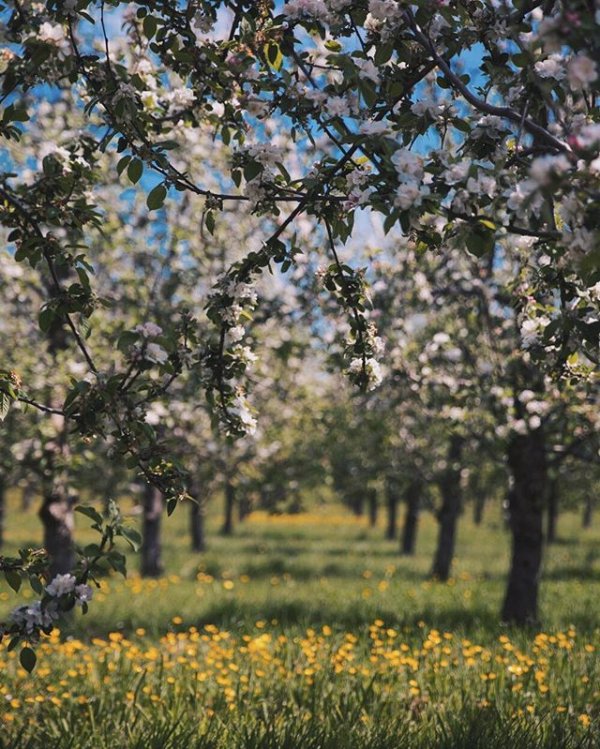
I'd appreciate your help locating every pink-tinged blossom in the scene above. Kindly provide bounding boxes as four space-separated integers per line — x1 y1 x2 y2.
391 148 424 183
324 96 350 117
36 22 66 45
135 323 163 338
359 120 390 136
529 154 571 185
534 54 565 79
395 183 429 210
355 58 380 84
568 55 598 90
520 316 551 348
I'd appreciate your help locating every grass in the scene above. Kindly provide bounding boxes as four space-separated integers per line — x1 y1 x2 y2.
1 494 599 747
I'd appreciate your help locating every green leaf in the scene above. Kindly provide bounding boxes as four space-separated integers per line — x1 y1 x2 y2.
264 42 283 71
465 227 495 257
127 158 143 184
205 210 215 235
3 104 29 122
75 505 105 526
38 306 55 332
119 527 142 552
166 497 178 516
147 184 167 211
143 15 158 39
0 391 10 422
5 570 21 592
117 155 131 176
19 647 36 673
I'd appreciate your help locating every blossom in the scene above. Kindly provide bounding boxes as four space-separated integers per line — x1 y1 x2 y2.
75 584 94 604
135 323 163 338
228 325 246 343
230 392 257 435
37 22 66 45
506 179 544 217
520 316 550 348
443 160 471 185
391 148 424 183
568 55 598 90
284 0 330 20
529 154 571 185
394 183 429 210
167 87 196 114
355 58 380 84
466 173 497 195
46 573 77 597
348 357 383 390
359 120 390 136
144 343 169 364
10 601 59 633
368 0 401 22
411 100 443 118
534 55 565 80
324 96 350 117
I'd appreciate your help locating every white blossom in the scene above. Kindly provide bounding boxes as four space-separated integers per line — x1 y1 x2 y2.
135 323 163 338
534 54 565 80
46 573 77 597
144 343 169 364
568 54 598 90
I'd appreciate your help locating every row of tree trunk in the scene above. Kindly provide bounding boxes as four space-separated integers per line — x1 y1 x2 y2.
1 427 594 627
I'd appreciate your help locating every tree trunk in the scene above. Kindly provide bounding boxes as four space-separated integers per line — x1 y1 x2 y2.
221 480 235 535
368 488 378 528
190 499 206 553
546 478 558 544
238 492 251 523
473 493 486 526
401 479 421 556
431 437 463 581
0 475 5 549
352 492 364 517
39 488 75 579
21 483 35 511
501 429 546 626
141 484 164 577
385 480 398 540
583 495 593 529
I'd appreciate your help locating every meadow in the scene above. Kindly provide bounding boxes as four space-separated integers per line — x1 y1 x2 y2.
1 495 599 748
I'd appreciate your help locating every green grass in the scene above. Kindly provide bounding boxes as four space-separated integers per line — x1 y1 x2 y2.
1 495 599 747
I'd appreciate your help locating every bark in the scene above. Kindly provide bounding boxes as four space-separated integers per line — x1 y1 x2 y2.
190 499 206 553
473 492 486 526
0 475 5 549
501 429 547 625
431 437 463 581
401 479 421 556
21 483 35 511
546 478 558 544
582 495 593 529
39 487 75 579
352 493 365 517
385 481 398 540
368 488 378 528
39 418 75 579
141 484 164 577
238 492 251 523
221 479 235 535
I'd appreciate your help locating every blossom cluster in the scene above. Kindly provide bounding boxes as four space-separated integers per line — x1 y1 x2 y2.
9 574 93 638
